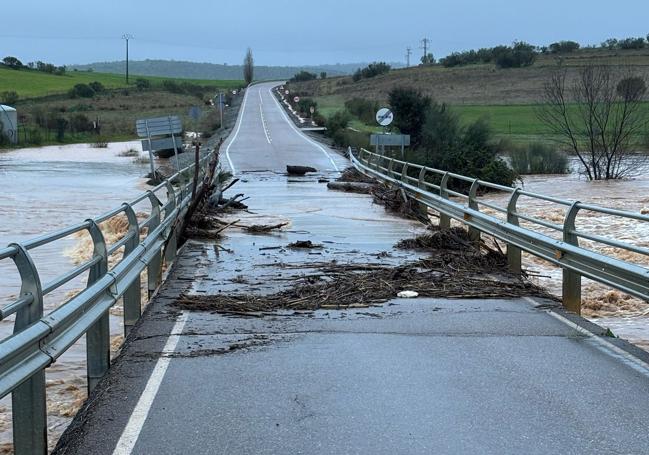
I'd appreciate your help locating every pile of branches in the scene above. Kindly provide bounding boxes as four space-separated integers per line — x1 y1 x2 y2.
337 167 376 184
371 184 428 222
175 242 551 315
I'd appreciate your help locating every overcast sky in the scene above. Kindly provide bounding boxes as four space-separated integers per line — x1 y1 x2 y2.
1 0 648 66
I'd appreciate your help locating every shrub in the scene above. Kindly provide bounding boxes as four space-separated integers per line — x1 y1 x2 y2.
88 81 105 93
509 142 569 174
388 87 432 146
289 71 317 83
0 90 19 105
135 78 151 90
325 110 351 138
320 72 327 79
549 41 580 54
296 98 317 116
69 84 95 98
344 98 379 125
69 113 93 133
416 103 517 187
55 117 68 142
493 42 536 68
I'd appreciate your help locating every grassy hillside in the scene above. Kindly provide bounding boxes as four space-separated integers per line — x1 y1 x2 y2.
0 66 242 99
292 48 649 105
291 48 649 143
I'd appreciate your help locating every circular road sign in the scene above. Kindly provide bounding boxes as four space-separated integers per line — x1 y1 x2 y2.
376 108 394 126
309 106 315 114
293 96 300 103
285 90 290 95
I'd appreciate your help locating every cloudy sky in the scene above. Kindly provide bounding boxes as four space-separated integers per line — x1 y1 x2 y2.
1 0 648 66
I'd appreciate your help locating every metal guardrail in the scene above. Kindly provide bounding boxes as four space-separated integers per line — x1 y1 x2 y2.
0 150 219 454
351 147 649 313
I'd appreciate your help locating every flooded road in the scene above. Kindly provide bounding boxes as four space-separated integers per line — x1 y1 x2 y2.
0 141 150 451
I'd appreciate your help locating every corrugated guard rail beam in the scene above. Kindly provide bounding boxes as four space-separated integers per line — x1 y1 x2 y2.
350 147 649 314
0 150 221 454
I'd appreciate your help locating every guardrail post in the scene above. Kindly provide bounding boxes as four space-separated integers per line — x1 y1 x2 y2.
85 220 109 392
387 158 394 178
506 189 522 274
562 202 582 314
467 180 481 243
164 181 178 265
122 204 141 336
10 243 47 455
146 192 163 298
400 163 409 183
438 173 451 229
416 167 429 221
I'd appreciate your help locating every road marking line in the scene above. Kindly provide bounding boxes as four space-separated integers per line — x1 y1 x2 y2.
224 86 251 175
112 311 189 455
523 296 649 378
267 86 340 172
260 104 272 144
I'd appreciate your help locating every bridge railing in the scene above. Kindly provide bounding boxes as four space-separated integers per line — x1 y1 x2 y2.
351 147 649 312
0 150 219 454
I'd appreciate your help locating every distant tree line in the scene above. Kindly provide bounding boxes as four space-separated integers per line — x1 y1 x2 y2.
1 56 67 75
439 42 536 68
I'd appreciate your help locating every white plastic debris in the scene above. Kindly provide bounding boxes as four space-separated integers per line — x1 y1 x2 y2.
397 291 419 298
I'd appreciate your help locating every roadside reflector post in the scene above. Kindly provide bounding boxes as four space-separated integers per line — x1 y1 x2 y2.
506 189 522 275
438 172 451 229
562 202 582 314
85 220 110 393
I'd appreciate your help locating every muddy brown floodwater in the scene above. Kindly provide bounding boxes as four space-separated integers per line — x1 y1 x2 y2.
0 141 152 452
480 166 649 349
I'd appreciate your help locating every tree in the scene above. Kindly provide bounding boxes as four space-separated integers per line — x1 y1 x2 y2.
320 72 327 79
2 56 23 69
243 48 254 85
388 87 431 147
536 66 648 180
549 41 580 54
289 71 317 83
420 53 435 65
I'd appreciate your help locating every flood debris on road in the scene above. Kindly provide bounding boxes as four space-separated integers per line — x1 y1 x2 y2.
175 228 552 316
287 165 318 175
327 181 374 194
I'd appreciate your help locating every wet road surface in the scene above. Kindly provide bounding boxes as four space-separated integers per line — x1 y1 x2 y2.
54 83 649 455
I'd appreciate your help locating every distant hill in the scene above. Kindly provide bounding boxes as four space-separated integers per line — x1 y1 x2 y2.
69 60 385 81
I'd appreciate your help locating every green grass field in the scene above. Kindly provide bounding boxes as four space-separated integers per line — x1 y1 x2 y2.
313 95 649 143
0 66 242 99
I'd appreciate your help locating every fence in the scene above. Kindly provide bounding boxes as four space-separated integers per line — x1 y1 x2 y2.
0 150 218 454
351 147 649 313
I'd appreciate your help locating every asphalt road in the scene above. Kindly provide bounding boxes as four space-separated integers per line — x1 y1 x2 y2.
55 83 649 455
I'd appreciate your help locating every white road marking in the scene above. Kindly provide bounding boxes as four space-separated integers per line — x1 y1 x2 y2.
112 312 189 455
267 86 340 172
224 86 251 175
523 296 649 378
259 92 272 144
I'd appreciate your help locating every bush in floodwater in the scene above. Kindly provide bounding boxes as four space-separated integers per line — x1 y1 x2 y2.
509 142 569 174
92 137 108 148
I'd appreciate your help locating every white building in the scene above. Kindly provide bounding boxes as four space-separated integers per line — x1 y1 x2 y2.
0 104 18 144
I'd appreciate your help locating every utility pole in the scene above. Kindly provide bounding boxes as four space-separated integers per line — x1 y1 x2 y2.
421 37 430 62
406 47 412 67
122 34 133 84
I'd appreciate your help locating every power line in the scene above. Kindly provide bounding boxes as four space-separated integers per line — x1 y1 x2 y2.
406 47 412 67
